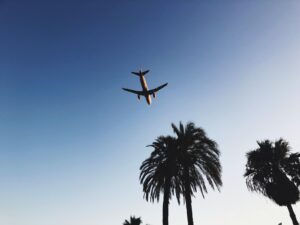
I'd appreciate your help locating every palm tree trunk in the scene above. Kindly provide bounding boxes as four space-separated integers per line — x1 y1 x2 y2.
185 190 194 225
184 169 194 225
162 178 171 225
287 204 299 225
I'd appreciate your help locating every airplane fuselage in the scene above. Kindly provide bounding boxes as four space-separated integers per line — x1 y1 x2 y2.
140 76 152 105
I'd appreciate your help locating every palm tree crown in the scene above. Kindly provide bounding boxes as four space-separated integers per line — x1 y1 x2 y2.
140 136 181 202
123 216 142 225
171 122 222 197
244 139 300 225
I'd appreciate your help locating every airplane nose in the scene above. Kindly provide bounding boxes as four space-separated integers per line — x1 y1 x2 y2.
147 96 152 105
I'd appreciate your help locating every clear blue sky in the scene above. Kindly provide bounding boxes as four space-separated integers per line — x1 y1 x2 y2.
1 0 300 225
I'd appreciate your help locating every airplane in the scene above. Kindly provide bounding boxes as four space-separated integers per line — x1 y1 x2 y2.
122 69 168 105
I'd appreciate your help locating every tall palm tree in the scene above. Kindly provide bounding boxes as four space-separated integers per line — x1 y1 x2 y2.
171 122 222 225
140 136 181 225
123 216 142 225
244 139 300 225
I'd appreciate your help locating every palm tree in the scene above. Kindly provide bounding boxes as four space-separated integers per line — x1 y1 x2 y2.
171 122 222 225
140 136 181 225
244 139 300 225
123 216 142 225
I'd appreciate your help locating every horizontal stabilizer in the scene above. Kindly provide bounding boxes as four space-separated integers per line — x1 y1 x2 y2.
131 70 150 76
131 72 140 76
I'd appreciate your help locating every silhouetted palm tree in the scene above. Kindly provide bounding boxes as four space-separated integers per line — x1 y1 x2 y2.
140 136 181 225
123 216 142 225
244 139 300 225
171 122 222 225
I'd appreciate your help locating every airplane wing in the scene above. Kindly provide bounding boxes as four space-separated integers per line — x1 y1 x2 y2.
122 88 145 95
147 83 168 94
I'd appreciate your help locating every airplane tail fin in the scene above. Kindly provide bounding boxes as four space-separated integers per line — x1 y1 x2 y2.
131 70 150 76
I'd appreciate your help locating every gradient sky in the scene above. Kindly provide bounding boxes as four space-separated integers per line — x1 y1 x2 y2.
1 0 300 225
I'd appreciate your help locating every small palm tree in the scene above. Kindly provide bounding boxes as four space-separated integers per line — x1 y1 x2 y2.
171 122 222 225
123 216 142 225
244 139 300 225
140 136 181 225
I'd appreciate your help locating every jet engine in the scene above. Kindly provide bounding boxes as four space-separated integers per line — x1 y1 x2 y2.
152 92 156 98
138 95 140 100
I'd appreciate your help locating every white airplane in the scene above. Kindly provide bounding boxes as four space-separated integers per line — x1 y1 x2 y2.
122 70 168 105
